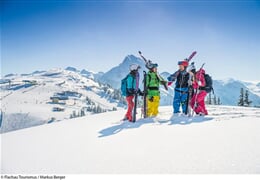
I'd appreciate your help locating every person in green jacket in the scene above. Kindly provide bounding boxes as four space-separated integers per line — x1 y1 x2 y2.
146 64 167 117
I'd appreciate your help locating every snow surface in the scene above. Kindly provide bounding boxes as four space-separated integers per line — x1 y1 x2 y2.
1 105 260 174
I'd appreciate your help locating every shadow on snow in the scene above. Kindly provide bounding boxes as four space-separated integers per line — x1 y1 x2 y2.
168 116 213 125
98 115 214 138
98 118 155 138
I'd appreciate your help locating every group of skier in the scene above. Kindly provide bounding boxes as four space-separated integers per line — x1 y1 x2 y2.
122 51 210 122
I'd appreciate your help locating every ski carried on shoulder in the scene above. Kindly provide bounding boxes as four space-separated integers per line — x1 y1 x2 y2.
186 51 197 62
138 51 168 90
168 51 197 86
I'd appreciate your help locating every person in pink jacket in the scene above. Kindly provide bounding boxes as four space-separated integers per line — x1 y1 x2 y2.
190 68 208 115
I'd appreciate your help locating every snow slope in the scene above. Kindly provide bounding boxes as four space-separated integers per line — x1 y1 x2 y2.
243 81 260 97
2 105 260 174
0 68 124 133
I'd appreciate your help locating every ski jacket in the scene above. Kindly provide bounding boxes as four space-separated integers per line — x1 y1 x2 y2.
167 70 179 82
193 69 206 89
126 73 137 96
175 70 189 88
146 71 160 97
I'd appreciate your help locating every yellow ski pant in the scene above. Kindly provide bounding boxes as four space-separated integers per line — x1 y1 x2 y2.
147 96 160 117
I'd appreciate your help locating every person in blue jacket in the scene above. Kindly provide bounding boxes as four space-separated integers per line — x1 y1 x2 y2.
124 64 143 121
167 60 190 114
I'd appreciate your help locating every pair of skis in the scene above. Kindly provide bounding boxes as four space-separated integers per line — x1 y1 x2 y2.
138 51 168 91
132 52 149 121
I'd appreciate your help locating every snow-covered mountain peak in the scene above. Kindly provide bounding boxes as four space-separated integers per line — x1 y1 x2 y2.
80 68 103 80
32 70 46 75
217 78 238 85
80 68 95 74
121 54 143 65
4 73 18 78
98 55 146 88
65 66 79 72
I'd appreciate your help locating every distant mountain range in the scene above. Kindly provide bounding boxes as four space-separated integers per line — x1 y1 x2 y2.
1 55 260 133
2 55 260 107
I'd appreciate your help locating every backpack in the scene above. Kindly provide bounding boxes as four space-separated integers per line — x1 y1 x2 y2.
121 74 134 96
203 74 214 93
121 75 129 97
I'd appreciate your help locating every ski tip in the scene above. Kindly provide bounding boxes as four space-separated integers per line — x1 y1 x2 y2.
187 51 197 61
138 51 142 55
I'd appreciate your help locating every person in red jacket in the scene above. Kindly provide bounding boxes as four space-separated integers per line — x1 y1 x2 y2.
190 68 208 115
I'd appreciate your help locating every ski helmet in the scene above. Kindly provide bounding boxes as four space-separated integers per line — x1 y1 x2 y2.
188 62 196 74
129 64 140 71
146 63 158 69
178 60 188 67
188 62 196 70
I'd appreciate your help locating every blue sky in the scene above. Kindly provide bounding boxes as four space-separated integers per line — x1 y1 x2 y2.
1 1 260 81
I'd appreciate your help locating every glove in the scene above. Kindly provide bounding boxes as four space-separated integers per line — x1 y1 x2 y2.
137 89 144 96
127 88 136 95
167 75 176 82
161 80 167 85
149 96 154 102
